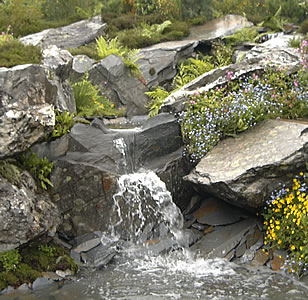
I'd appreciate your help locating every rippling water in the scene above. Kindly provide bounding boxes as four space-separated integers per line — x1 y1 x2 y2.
2 249 308 300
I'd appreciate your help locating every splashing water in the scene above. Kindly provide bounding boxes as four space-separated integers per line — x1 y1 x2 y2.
107 171 183 243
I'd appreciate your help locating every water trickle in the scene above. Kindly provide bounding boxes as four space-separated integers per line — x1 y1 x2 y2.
108 171 183 243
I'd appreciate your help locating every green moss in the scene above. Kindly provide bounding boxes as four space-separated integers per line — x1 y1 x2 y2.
67 42 101 61
0 39 42 68
0 160 22 187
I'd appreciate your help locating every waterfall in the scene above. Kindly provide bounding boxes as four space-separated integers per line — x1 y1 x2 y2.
107 170 184 244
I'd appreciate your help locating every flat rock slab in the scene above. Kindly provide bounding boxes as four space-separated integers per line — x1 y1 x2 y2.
186 14 253 41
20 16 105 49
186 120 308 208
191 218 257 259
192 197 248 226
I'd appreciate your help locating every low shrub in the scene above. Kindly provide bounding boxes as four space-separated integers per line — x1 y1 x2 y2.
0 39 42 67
299 19 308 35
68 42 101 60
178 67 308 162
262 172 308 278
117 31 160 49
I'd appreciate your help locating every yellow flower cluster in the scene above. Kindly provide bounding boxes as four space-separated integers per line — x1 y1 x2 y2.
262 173 308 276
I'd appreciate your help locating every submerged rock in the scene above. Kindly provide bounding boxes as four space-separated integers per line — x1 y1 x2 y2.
185 120 308 209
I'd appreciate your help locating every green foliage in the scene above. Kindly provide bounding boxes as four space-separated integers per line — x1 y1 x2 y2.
262 173 308 277
288 36 302 49
179 67 308 162
145 87 170 117
96 36 140 76
299 19 308 34
0 159 21 186
135 0 159 15
181 0 214 20
139 20 172 38
223 27 261 46
46 110 76 141
72 72 124 117
0 0 44 37
67 42 101 60
260 5 285 32
0 250 22 272
0 39 42 67
173 56 215 89
41 0 101 21
211 41 233 67
212 0 306 25
101 0 124 14
20 152 54 190
0 25 13 45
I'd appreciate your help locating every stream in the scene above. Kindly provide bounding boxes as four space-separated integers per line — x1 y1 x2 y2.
1 171 308 299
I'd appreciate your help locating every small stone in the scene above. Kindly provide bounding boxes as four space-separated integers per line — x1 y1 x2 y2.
250 249 269 267
235 241 247 258
73 238 101 253
32 277 54 290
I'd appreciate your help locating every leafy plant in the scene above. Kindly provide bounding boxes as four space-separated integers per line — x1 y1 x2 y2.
262 172 308 277
0 25 13 45
0 250 22 272
299 19 308 34
145 87 170 117
46 110 76 141
223 27 261 46
139 20 172 38
173 56 215 89
20 152 54 190
96 36 140 76
72 72 124 117
0 38 42 67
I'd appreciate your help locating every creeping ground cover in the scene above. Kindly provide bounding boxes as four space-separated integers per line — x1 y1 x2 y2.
262 172 308 278
178 40 308 163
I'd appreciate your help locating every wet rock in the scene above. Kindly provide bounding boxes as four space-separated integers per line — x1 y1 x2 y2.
235 242 247 258
84 244 117 269
187 15 253 41
240 248 255 264
70 250 81 265
20 16 106 50
88 54 149 117
0 286 14 295
185 120 308 209
191 222 207 231
16 283 30 293
32 277 55 290
250 250 270 267
270 249 287 271
50 161 119 237
56 269 74 278
183 194 202 216
0 174 61 252
192 197 247 226
191 218 258 259
73 238 101 253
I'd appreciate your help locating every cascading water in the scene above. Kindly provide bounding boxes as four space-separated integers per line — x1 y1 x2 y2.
108 171 183 243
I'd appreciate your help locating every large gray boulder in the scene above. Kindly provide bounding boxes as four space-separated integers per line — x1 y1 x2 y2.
0 172 61 253
88 54 150 117
185 120 308 209
20 16 106 50
0 90 54 159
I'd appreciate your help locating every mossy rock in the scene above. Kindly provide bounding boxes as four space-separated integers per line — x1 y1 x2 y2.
20 241 78 273
0 39 42 68
0 159 22 187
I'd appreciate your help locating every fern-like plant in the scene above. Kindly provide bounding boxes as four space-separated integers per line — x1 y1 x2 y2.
20 152 54 190
96 36 141 77
72 72 124 117
145 87 170 117
173 56 215 89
